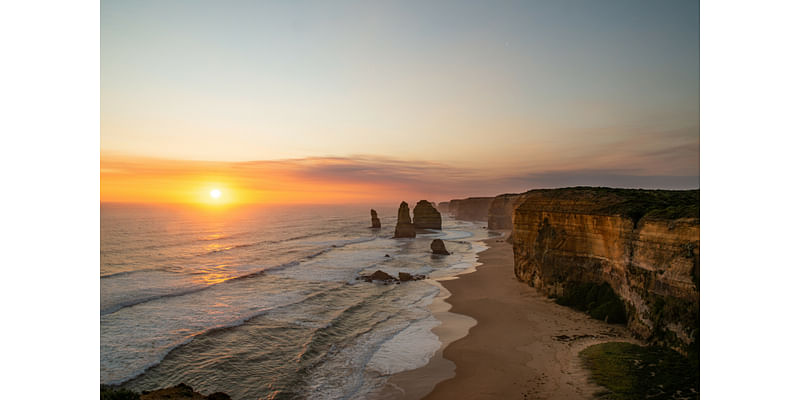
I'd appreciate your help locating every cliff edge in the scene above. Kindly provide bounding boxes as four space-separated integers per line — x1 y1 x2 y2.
511 187 699 353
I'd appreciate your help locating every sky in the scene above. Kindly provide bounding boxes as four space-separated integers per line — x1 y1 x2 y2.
100 0 699 205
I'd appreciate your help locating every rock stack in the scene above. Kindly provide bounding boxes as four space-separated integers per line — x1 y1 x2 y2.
431 239 450 255
370 209 381 228
412 200 442 230
393 201 416 238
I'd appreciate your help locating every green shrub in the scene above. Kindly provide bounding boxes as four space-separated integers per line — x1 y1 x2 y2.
580 342 699 399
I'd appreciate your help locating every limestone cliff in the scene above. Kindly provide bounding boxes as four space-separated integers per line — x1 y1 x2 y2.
511 187 699 353
488 192 531 229
437 201 449 213
448 197 493 221
393 201 416 238
412 200 442 229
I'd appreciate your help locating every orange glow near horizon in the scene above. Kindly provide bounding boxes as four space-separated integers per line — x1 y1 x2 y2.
100 153 422 206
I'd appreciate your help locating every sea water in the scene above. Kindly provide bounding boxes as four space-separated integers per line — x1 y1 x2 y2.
100 204 493 399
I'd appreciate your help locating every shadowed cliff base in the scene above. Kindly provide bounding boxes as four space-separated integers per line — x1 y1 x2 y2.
556 282 628 324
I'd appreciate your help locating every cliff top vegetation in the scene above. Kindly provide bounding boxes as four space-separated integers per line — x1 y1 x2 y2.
519 187 699 225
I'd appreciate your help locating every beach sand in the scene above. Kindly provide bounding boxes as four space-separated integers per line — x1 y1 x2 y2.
379 235 638 400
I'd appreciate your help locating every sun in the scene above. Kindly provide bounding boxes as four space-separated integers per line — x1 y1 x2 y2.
210 189 222 199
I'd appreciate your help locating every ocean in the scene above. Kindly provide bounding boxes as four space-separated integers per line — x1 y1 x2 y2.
100 203 492 399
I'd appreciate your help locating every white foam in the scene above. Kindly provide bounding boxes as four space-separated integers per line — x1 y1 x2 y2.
436 230 474 240
365 315 442 375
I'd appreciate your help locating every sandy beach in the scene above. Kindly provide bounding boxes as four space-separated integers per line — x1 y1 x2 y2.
383 234 638 400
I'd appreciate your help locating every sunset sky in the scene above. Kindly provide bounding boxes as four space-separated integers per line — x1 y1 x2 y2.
101 0 699 204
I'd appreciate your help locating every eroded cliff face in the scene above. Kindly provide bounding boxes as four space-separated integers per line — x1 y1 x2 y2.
488 193 529 229
448 197 493 221
512 188 699 353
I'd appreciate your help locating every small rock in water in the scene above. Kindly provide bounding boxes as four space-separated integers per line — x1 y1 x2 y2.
368 270 394 281
357 269 426 283
431 239 450 255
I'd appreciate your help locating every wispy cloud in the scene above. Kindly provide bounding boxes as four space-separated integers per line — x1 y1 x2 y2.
101 153 699 204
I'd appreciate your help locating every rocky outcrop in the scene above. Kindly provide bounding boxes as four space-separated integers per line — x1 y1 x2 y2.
370 209 381 228
437 201 449 213
511 187 699 353
412 200 442 229
448 197 493 221
357 270 426 283
393 201 416 238
430 239 450 255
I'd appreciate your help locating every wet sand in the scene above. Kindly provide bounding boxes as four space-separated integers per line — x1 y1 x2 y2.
382 235 637 400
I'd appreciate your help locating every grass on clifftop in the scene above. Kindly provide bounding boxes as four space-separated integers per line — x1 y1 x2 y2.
580 342 699 399
534 187 700 225
587 187 699 223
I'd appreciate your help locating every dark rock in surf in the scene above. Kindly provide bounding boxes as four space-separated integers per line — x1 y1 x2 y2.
358 270 396 283
357 270 427 283
431 239 450 255
371 209 381 228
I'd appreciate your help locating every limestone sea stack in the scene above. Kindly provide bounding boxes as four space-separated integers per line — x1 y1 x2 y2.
393 201 416 238
431 239 450 255
370 209 381 228
412 200 442 229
